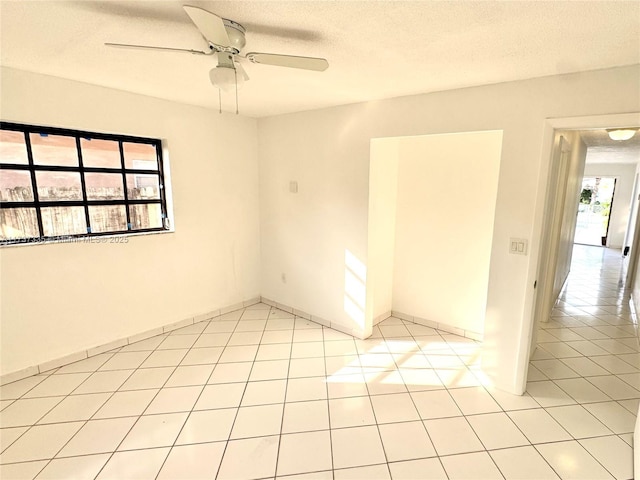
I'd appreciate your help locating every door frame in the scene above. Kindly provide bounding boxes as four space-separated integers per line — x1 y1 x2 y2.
516 112 640 394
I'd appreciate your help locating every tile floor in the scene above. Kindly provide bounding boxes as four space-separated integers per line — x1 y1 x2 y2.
0 244 637 479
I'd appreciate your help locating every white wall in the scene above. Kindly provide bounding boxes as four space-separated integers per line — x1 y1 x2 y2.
583 162 638 248
367 138 399 326
0 67 261 376
392 132 502 335
258 65 640 393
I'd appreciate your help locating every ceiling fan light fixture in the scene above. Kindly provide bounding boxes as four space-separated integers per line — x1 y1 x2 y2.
209 65 242 92
607 128 637 141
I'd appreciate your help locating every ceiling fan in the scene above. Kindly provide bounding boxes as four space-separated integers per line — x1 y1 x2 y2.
106 5 329 113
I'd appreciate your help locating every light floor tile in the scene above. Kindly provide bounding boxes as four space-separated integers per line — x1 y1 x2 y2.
331 425 386 469
36 453 111 480
1 426 28 453
242 379 287 406
334 464 390 480
485 387 539 410
180 346 223 366
554 377 612 403
256 343 292 361
531 359 580 379
72 370 133 394
289 358 325 378
194 383 245 410
490 445 560 479
388 458 447 479
0 397 64 428
378 420 436 462
230 403 284 439
411 389 462 419
592 355 639 374
118 367 173 391
370 393 419 424
424 417 483 456
249 359 290 381
526 380 576 407
98 352 150 371
580 435 633 480
326 374 369 398
58 417 137 457
95 446 169 480
156 442 225 479
157 334 199 350
0 461 48 479
1 422 83 463
176 408 237 444
587 376 640 400
507 409 572 444
140 349 188 368
208 362 253 383
217 435 279 480
328 396 376 428
448 387 501 415
38 392 110 424
286 376 328 402
277 430 333 476
466 412 529 450
535 440 614 480
144 385 202 414
23 373 91 398
0 376 47 401
397 368 443 393
54 354 112 374
164 364 214 387
364 371 408 395
282 400 329 433
546 404 612 438
560 356 610 376
93 389 158 419
440 451 503 479
118 412 188 450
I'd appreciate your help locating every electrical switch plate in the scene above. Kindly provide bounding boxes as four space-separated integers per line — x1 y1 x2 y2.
509 238 528 255
289 181 298 193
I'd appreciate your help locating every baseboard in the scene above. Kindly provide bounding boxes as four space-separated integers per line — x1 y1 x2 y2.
373 311 392 325
391 310 483 341
0 296 261 386
260 297 370 339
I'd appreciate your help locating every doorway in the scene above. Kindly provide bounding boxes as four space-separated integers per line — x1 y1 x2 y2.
574 176 617 246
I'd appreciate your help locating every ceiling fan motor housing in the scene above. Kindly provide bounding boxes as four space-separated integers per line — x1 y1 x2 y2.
221 19 246 53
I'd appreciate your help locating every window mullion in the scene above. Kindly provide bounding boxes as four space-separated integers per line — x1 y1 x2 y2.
119 140 132 231
23 131 44 238
76 137 91 233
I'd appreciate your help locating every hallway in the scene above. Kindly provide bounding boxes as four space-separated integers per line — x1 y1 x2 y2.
527 244 638 479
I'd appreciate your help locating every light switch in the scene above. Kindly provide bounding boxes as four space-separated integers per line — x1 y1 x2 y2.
289 181 298 193
509 238 528 255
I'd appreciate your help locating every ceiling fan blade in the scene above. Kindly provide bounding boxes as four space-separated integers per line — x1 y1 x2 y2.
245 53 329 71
105 42 209 55
235 62 250 81
183 5 230 48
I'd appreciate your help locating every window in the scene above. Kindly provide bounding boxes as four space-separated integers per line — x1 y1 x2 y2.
0 122 169 244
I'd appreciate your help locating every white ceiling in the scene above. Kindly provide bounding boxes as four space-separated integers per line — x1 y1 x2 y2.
1 1 639 117
581 129 640 165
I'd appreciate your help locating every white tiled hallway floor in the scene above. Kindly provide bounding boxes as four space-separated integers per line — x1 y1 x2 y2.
0 244 636 479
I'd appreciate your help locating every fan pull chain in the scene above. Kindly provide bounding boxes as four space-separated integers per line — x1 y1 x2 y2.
218 88 222 114
235 69 239 115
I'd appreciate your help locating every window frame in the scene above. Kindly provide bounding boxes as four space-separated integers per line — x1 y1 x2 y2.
0 121 170 245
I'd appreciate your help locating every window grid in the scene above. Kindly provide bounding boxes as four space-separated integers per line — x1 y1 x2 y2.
0 122 169 245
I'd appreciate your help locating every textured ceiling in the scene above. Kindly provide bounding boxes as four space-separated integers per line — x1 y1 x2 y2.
581 129 640 165
1 0 639 117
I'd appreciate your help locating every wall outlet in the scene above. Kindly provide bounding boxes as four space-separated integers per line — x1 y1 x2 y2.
509 238 528 255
